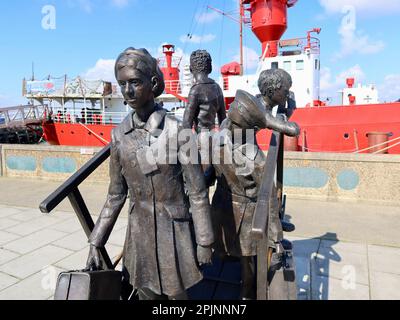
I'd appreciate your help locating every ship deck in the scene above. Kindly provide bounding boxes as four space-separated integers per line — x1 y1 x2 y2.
0 177 399 300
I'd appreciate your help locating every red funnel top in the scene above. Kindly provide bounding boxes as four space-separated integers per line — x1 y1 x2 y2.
242 0 295 57
162 44 175 68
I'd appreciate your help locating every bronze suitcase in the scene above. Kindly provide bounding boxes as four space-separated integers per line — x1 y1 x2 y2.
54 270 122 300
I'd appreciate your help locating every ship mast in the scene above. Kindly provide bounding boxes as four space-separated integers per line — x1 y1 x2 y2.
207 4 245 75
239 2 244 75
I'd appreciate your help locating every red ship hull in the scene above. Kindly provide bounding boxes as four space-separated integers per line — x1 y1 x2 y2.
43 102 400 154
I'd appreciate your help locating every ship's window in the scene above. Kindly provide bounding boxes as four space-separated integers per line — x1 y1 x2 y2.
296 60 304 70
344 133 349 139
271 62 278 69
283 61 291 72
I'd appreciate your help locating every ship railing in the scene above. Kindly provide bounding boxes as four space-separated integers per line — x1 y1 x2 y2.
48 108 128 126
0 104 48 129
163 79 192 94
278 36 320 55
158 56 183 69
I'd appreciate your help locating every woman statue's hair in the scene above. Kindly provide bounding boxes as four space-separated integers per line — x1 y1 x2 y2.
115 47 165 97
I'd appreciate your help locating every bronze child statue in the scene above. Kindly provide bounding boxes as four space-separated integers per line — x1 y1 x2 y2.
207 71 299 299
257 68 297 120
86 48 214 300
183 49 226 132
183 50 226 166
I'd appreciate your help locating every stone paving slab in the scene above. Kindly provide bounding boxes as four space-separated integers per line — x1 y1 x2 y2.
3 229 69 255
6 213 69 236
314 249 369 285
0 245 73 279
320 240 367 255
311 275 370 300
368 245 400 275
0 248 20 265
0 266 66 300
0 230 21 246
48 217 86 234
52 229 90 252
107 226 128 247
0 218 20 230
0 272 19 292
370 271 400 300
0 207 26 218
11 210 42 223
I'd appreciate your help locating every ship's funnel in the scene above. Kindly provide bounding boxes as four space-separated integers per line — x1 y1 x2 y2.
162 44 175 69
159 44 181 94
243 0 294 57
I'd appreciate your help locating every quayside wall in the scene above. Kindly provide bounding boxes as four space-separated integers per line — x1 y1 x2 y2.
1 144 399 205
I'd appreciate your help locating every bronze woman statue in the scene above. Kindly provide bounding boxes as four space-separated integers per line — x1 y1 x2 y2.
86 48 214 300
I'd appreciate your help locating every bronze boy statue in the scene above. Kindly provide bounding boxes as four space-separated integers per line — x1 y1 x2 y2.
183 50 226 132
86 48 214 300
207 71 299 299
183 50 226 166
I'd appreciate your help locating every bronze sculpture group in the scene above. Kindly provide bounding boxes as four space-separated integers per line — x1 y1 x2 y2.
86 47 300 300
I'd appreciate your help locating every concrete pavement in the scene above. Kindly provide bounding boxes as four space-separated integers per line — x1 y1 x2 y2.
0 177 399 300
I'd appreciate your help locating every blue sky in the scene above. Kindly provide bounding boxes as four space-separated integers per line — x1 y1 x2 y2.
0 0 399 106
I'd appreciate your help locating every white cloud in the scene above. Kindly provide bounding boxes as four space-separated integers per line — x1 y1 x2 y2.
83 59 116 82
179 34 216 44
67 0 132 12
196 11 220 24
333 5 384 59
320 64 366 100
233 46 260 71
319 0 400 16
378 74 400 102
111 0 131 8
67 0 93 13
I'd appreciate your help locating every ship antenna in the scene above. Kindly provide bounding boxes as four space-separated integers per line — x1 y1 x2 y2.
239 1 244 75
31 62 35 81
207 3 248 75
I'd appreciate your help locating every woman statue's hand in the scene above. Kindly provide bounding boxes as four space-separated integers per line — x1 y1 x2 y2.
86 245 103 271
197 245 212 266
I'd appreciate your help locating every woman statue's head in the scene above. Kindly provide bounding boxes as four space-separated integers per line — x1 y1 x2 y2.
115 48 165 110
